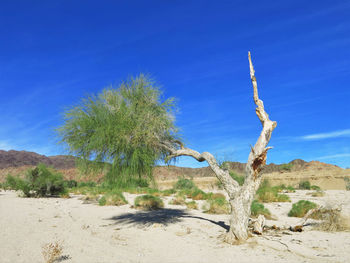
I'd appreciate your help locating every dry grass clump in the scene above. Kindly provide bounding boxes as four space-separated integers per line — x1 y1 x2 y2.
256 180 290 203
204 196 230 214
98 191 127 206
42 241 63 263
313 207 350 232
250 200 272 219
185 201 198 210
310 191 325 197
134 194 164 210
169 193 186 205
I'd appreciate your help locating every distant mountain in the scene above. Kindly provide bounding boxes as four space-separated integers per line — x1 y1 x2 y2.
0 150 76 170
0 149 348 190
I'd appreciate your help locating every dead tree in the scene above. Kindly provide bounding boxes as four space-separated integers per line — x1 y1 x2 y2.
163 52 277 242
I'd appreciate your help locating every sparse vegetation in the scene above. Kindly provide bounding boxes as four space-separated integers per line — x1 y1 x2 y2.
280 163 293 171
134 194 164 210
185 201 198 210
299 180 311 190
5 164 67 197
204 195 230 214
250 200 272 219
344 177 350 191
313 207 350 232
256 180 291 203
288 200 318 217
310 190 325 197
169 192 186 205
311 185 321 191
99 190 127 206
174 177 195 190
42 241 63 263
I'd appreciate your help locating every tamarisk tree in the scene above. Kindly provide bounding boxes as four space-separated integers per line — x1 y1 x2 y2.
163 52 277 242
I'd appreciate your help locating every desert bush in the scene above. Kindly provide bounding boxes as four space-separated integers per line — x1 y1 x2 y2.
99 190 127 206
280 163 293 171
313 207 350 232
288 200 318 217
256 180 290 203
169 192 186 205
174 177 195 190
42 241 63 263
179 187 207 200
134 194 164 210
160 188 176 196
78 181 97 187
204 195 230 214
64 180 78 188
185 201 198 210
310 191 325 197
310 185 321 191
250 200 272 219
5 165 66 197
344 177 350 191
299 180 311 190
278 184 296 193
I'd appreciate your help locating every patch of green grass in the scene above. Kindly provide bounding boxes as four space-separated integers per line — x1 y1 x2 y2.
311 185 321 191
99 190 127 206
251 200 272 219
256 180 291 203
204 195 230 214
134 194 164 210
299 181 311 190
277 184 296 193
288 200 318 217
160 188 176 196
169 193 186 205
280 163 293 171
174 177 195 190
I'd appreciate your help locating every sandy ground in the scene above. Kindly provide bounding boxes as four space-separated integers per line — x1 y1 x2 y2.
1 190 350 263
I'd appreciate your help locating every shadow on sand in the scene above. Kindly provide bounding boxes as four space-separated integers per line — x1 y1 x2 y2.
107 208 229 231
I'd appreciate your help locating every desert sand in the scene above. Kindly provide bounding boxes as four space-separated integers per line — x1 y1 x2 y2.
1 190 350 263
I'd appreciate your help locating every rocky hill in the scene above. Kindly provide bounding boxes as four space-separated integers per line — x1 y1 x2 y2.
0 149 349 190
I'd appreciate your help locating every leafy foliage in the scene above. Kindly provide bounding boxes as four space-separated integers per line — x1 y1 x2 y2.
288 200 317 217
299 180 311 190
5 164 66 197
250 200 272 219
256 180 290 203
57 74 179 184
174 177 195 190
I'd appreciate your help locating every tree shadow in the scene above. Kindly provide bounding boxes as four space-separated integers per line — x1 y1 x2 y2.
107 208 229 231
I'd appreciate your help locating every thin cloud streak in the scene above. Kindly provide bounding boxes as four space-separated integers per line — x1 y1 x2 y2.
301 129 350 140
317 153 350 160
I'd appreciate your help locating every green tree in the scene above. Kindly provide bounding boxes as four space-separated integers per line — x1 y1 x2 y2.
57 74 179 184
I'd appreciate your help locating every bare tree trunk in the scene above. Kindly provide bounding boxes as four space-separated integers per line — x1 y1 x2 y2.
163 52 276 242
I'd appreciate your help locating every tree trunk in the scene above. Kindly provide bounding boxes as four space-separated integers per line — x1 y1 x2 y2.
163 52 276 243
226 197 251 243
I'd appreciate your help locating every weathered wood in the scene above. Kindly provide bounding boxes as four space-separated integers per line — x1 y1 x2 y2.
165 52 276 242
253 215 266 235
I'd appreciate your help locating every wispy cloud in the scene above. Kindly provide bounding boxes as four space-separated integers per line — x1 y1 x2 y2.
317 153 350 160
301 129 350 140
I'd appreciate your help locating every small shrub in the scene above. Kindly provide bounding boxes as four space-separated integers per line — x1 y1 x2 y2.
64 180 78 188
313 208 350 232
288 200 317 217
160 188 176 196
185 201 198 210
256 180 291 203
280 163 293 171
98 196 107 206
277 184 295 193
310 191 325 197
78 181 97 188
345 177 350 191
204 195 230 214
100 191 127 206
230 172 245 186
251 200 272 219
299 181 311 190
134 194 164 210
169 193 186 205
174 177 195 190
311 185 321 191
42 241 63 263
5 165 66 197
180 187 207 200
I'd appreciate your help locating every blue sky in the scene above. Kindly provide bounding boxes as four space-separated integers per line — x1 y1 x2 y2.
0 0 349 168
